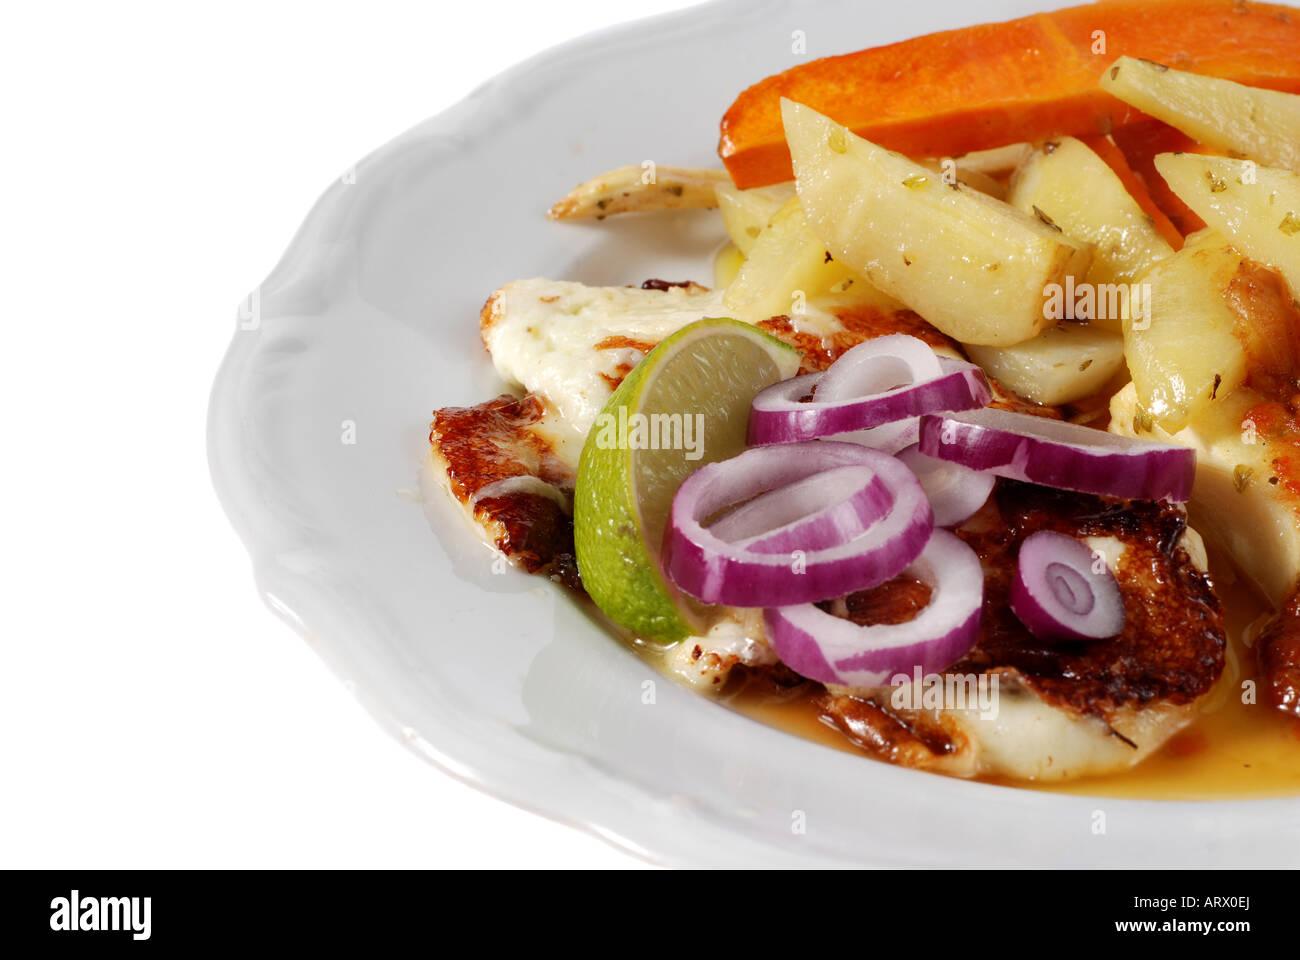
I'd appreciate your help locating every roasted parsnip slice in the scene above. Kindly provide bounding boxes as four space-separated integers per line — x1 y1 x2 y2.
547 165 729 219
966 323 1125 406
1122 241 1248 433
722 196 855 320
1009 136 1174 332
782 99 1092 347
1102 56 1300 174
1155 152 1300 294
715 181 796 254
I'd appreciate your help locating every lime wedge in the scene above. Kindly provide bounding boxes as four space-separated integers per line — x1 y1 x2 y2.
574 317 802 642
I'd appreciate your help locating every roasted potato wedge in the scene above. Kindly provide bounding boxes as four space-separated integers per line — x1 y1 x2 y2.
715 181 796 254
548 165 729 219
1102 57 1300 174
782 99 1092 347
1155 152 1300 294
966 323 1125 406
1123 241 1249 433
1009 136 1174 333
722 195 855 319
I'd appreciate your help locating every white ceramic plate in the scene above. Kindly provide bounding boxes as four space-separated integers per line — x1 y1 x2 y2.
208 0 1299 866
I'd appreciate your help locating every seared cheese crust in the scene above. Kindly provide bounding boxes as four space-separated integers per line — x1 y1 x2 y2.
820 481 1226 781
432 277 1231 780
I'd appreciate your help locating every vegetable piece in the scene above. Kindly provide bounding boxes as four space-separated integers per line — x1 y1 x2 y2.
713 242 744 288
965 323 1126 406
1010 531 1126 642
1101 56 1300 174
663 441 934 607
715 181 796 254
1122 239 1248 433
707 465 891 553
800 337 946 452
896 444 996 529
748 357 992 446
783 100 1093 347
816 335 943 401
1154 152 1300 295
919 407 1196 502
914 158 1007 200
1008 136 1175 323
764 529 983 687
1077 134 1184 250
548 165 729 219
1111 120 1207 236
722 195 855 319
720 0 1300 189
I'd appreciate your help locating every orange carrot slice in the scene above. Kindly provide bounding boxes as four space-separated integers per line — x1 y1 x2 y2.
720 0 1300 189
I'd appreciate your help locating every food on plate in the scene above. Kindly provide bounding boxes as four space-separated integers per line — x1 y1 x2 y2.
428 1 1300 792
1154 153 1300 293
573 318 800 641
548 165 730 220
783 101 1093 347
718 0 1300 189
1111 120 1211 236
1120 236 1252 433
964 323 1125 406
722 196 859 320
1006 135 1175 304
1101 56 1300 174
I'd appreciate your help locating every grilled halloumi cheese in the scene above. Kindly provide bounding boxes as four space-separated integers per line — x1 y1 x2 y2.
819 482 1223 781
430 277 1230 779
478 277 954 457
1110 381 1300 609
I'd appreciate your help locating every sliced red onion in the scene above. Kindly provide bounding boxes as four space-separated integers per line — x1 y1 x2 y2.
707 465 892 553
823 417 921 456
663 441 934 607
815 334 943 402
896 443 996 528
918 408 1196 502
747 354 991 447
823 358 985 454
1010 531 1125 642
764 530 983 687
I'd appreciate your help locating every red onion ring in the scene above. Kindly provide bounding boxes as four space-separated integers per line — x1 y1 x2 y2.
706 465 892 553
918 408 1196 502
1010 531 1125 642
815 334 943 402
831 418 921 456
747 353 992 447
764 530 984 687
663 441 934 607
896 443 996 528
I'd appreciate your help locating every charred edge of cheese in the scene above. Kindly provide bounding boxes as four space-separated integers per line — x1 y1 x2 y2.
661 608 779 693
816 525 1213 781
427 394 578 579
828 674 1200 781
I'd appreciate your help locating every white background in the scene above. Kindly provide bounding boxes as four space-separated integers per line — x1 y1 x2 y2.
0 0 707 869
